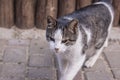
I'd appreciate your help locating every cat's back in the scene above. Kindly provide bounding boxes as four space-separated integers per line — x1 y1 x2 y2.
57 1 114 50
59 2 112 28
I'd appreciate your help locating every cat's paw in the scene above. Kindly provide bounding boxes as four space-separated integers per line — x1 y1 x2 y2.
104 41 108 47
84 57 96 68
104 38 108 47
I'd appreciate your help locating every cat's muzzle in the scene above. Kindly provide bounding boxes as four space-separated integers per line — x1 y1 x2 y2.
55 48 59 53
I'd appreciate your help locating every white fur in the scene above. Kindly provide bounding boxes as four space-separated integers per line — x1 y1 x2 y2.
60 54 86 80
85 46 104 68
54 29 62 41
55 29 86 80
63 16 73 21
104 36 109 47
49 29 67 53
83 27 91 43
49 41 54 49
54 29 62 50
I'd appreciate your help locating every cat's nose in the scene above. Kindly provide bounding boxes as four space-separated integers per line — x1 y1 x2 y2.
55 48 59 53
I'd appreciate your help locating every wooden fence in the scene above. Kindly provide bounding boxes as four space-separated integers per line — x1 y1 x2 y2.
0 0 120 29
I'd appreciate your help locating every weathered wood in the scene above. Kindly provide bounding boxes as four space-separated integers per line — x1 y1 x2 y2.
76 0 92 9
46 0 58 19
0 0 120 29
0 0 14 28
35 0 58 29
58 0 76 17
15 0 35 29
35 0 46 29
113 0 120 26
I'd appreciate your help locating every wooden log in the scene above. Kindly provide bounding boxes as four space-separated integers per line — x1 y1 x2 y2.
0 0 14 28
35 0 58 29
46 0 58 19
35 0 46 29
76 0 92 9
113 0 120 26
58 0 76 17
92 0 100 3
15 0 35 29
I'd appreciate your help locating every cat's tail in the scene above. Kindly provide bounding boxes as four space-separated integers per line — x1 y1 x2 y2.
94 0 112 4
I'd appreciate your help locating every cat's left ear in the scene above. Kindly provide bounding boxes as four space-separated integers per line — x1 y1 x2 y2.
68 19 79 34
47 16 56 28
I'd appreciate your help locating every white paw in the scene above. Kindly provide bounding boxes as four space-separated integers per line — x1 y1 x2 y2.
104 40 108 47
84 57 97 68
104 42 108 47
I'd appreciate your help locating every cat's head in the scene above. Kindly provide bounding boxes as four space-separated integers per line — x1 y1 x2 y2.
46 16 79 53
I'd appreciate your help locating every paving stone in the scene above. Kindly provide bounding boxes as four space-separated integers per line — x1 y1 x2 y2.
104 41 120 52
0 52 4 61
0 49 3 55
0 52 4 62
29 54 54 67
0 63 3 76
3 47 26 63
29 39 49 54
30 48 52 55
8 39 30 46
0 54 3 62
1 63 25 77
112 69 120 80
27 67 57 80
85 71 114 80
104 43 120 68
0 39 7 46
0 77 25 80
104 51 120 68
84 58 109 72
0 39 7 53
74 71 84 80
27 78 49 80
109 28 120 40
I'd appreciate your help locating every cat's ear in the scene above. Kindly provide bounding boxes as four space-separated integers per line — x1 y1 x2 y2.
68 19 79 34
47 16 56 28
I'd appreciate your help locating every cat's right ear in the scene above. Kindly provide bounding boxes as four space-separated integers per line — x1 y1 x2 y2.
47 16 56 28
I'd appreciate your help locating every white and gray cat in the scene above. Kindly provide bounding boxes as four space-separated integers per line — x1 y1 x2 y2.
46 0 114 80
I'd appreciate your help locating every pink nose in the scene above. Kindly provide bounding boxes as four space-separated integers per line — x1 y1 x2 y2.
55 48 59 52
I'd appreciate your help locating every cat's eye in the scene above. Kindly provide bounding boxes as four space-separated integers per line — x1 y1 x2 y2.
69 39 75 42
62 39 76 43
62 39 68 43
50 37 55 42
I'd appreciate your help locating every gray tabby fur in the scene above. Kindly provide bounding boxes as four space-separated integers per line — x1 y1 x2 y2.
46 0 114 80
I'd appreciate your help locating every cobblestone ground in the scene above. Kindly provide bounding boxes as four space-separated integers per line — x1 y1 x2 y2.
0 28 120 80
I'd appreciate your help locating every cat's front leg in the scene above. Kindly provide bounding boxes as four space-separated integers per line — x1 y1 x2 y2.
60 54 86 80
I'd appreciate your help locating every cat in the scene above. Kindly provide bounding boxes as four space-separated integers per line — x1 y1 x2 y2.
46 0 114 80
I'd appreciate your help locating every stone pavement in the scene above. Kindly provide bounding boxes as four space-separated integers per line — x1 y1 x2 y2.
0 28 120 80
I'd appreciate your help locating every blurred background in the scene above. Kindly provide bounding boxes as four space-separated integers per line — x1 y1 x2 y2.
0 0 119 29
